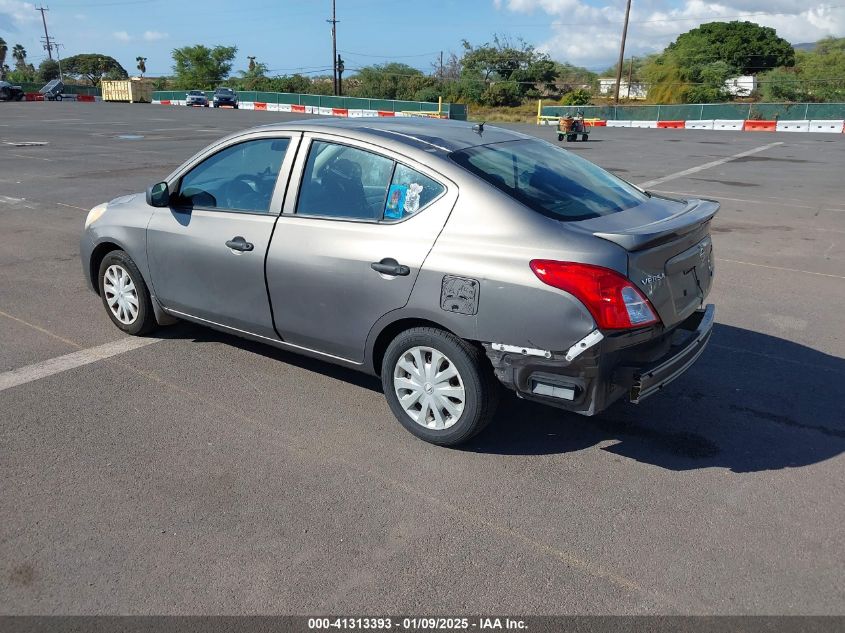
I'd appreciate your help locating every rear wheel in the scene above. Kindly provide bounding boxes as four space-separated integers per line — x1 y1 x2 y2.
97 250 157 336
581 133 588 141
382 327 498 446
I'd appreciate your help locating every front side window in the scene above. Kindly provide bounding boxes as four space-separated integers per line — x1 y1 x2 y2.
450 139 648 222
177 138 290 213
296 141 394 220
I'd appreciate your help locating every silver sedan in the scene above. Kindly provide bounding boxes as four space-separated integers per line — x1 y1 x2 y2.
80 118 717 445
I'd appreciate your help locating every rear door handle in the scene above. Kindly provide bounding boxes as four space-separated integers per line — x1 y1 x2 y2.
371 258 410 276
225 236 254 252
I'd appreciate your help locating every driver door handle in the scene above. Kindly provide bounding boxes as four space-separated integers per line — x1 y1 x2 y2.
225 236 254 252
371 258 410 276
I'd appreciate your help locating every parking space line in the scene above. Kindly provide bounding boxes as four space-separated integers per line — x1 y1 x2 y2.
0 337 161 393
717 258 845 280
637 142 783 188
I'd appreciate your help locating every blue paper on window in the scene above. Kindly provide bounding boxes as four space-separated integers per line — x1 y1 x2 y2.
384 184 407 219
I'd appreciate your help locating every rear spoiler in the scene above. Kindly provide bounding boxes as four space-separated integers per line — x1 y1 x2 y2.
575 198 720 252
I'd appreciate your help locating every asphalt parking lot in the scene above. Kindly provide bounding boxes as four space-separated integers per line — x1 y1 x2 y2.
1 102 843 615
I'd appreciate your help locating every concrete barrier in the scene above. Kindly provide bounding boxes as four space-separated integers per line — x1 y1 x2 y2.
657 120 685 129
630 120 658 128
685 120 714 130
605 120 631 128
808 119 845 133
776 120 810 132
744 120 776 132
713 119 744 131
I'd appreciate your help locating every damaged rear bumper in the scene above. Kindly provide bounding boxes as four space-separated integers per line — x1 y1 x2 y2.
484 304 715 416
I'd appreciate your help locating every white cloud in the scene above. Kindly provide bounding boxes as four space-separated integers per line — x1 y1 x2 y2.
142 30 167 41
0 0 39 33
496 0 845 69
113 30 132 42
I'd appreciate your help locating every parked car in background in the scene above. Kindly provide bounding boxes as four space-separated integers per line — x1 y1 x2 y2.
212 87 238 108
80 119 717 446
185 90 209 107
0 80 25 101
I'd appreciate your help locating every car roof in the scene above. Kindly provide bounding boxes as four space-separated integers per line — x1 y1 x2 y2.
246 117 533 155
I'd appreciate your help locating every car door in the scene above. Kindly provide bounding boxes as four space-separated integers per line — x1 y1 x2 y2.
146 133 300 339
266 134 457 362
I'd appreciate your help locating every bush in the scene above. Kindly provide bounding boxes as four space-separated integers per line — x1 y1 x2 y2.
561 89 591 105
480 81 521 106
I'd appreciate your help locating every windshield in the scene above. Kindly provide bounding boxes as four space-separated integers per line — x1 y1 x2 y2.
216 88 233 95
188 91 204 96
449 139 649 221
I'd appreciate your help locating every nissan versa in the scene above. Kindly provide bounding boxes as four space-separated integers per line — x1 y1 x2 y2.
80 119 717 446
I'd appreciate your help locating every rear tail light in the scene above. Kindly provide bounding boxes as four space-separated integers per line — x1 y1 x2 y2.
529 260 660 330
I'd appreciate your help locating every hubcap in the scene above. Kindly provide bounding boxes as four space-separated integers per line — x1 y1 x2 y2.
393 346 465 430
103 264 139 325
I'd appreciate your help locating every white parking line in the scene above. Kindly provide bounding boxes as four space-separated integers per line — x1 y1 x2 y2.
637 142 783 188
717 258 845 280
0 337 161 393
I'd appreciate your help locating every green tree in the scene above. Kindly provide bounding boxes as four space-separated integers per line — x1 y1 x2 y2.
37 59 61 83
11 44 26 71
459 35 557 105
171 44 237 90
62 54 128 85
235 60 268 90
759 67 811 102
348 63 437 101
643 21 794 103
136 56 147 76
263 74 316 94
666 21 793 75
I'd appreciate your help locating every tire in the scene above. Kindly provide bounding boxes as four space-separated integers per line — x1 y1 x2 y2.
581 134 588 141
55 94 63 101
14 93 23 101
381 327 499 446
97 250 157 336
0 88 9 101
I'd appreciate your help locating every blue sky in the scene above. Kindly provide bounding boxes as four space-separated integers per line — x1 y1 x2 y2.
1 0 843 77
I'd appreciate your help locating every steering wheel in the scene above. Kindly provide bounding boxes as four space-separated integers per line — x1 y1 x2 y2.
223 174 260 210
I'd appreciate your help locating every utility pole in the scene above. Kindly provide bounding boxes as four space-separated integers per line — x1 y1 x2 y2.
337 54 344 96
53 42 64 81
613 0 632 104
36 6 53 60
327 0 339 96
626 56 635 100
439 51 443 80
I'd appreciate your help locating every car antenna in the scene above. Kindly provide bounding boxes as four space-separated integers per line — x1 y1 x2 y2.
472 121 485 135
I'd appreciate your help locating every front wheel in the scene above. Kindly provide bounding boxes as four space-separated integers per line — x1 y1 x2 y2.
97 250 157 336
382 327 499 446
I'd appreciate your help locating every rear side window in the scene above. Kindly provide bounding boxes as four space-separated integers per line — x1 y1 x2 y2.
450 139 648 221
383 164 445 222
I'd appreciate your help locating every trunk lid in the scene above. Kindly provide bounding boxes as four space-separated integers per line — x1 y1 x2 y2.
571 195 719 328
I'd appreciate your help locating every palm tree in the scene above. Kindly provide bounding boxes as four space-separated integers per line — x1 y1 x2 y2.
12 44 26 71
136 56 147 77
248 56 256 72
0 39 7 79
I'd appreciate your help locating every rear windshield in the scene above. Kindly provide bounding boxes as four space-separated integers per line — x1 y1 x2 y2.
216 88 234 94
449 139 648 221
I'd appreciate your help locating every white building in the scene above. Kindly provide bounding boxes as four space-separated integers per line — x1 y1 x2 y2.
597 78 648 99
724 75 757 97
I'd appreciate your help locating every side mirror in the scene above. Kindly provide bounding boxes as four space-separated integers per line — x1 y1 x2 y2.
146 181 170 207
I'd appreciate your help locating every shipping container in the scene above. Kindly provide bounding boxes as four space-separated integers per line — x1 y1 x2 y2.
101 79 153 103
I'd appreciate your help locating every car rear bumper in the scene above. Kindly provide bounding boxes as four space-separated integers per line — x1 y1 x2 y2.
484 305 715 416
629 305 714 403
